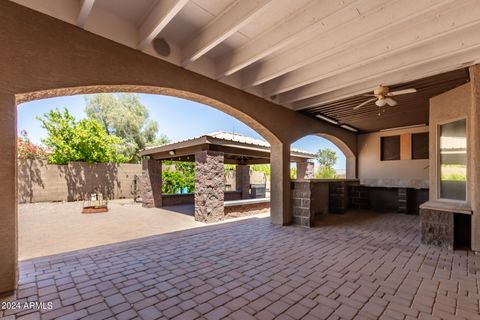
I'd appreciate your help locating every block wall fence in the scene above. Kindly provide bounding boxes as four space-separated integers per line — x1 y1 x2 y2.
18 160 267 203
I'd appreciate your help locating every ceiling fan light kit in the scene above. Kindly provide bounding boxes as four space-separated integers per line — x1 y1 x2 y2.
353 85 416 110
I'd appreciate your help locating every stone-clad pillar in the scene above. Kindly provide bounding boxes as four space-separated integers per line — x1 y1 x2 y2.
0 92 17 295
297 161 314 179
195 151 224 223
271 143 291 225
141 159 162 208
236 164 250 199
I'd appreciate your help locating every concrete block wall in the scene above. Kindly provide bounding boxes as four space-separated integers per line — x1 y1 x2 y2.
161 191 242 207
291 181 329 227
18 160 142 203
329 181 349 214
348 185 370 209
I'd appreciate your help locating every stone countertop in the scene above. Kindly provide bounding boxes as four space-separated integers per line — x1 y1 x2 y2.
420 200 472 215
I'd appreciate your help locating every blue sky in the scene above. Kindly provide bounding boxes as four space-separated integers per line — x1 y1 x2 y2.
17 93 346 169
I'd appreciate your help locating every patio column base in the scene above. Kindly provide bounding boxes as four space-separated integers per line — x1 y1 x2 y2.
270 143 291 225
0 92 17 295
195 151 224 223
236 164 250 199
140 159 162 208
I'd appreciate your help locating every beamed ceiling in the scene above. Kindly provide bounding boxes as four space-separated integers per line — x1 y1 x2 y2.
304 69 470 132
11 0 480 133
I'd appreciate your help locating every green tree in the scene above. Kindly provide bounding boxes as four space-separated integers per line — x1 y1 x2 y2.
38 108 127 164
315 148 337 179
17 130 48 160
290 167 297 179
85 93 161 162
250 164 271 177
162 161 195 194
146 134 170 147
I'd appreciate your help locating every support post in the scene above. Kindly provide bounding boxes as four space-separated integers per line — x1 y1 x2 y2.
297 161 314 179
236 164 250 199
195 151 224 223
0 92 17 296
270 143 291 225
469 65 480 251
141 159 162 208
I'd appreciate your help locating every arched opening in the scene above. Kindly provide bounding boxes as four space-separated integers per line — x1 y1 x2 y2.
290 134 356 180
289 133 358 227
16 85 280 145
16 86 286 260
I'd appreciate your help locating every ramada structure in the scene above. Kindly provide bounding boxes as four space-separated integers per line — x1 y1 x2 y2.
1 0 480 299
138 131 315 222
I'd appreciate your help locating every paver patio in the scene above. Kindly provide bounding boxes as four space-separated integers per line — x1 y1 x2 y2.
2 211 480 320
18 200 268 260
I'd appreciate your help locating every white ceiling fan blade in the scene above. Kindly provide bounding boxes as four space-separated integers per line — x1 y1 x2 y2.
353 98 376 110
388 88 417 96
385 97 398 106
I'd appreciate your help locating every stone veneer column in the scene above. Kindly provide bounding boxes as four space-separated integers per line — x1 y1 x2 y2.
297 161 314 179
270 143 291 225
0 92 17 295
236 164 250 199
470 65 480 251
140 159 162 208
195 151 224 223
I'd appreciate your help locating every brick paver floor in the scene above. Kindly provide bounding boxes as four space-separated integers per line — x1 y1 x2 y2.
2 211 480 319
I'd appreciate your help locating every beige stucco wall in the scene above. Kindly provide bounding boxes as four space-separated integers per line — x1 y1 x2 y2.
427 79 480 251
429 82 471 203
358 126 429 188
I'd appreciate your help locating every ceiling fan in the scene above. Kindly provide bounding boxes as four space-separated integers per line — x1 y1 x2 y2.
353 85 417 110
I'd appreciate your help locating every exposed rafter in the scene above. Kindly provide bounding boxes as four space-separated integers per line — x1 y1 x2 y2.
262 0 478 97
77 0 95 28
215 0 362 79
137 0 189 51
181 0 272 67
289 46 480 111
278 25 480 105
243 0 456 90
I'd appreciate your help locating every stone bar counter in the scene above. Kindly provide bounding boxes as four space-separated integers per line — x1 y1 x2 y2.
291 179 360 227
420 201 472 250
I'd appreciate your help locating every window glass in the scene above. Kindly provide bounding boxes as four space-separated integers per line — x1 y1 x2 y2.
412 132 429 160
439 119 466 201
381 136 400 161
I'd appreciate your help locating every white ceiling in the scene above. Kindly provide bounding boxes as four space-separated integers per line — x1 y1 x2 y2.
11 0 480 129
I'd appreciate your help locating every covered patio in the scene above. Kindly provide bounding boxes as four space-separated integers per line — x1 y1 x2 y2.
2 0 480 317
138 131 315 223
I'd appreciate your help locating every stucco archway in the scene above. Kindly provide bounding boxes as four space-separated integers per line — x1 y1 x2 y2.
290 132 357 180
316 133 357 179
16 85 280 146
0 2 357 295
